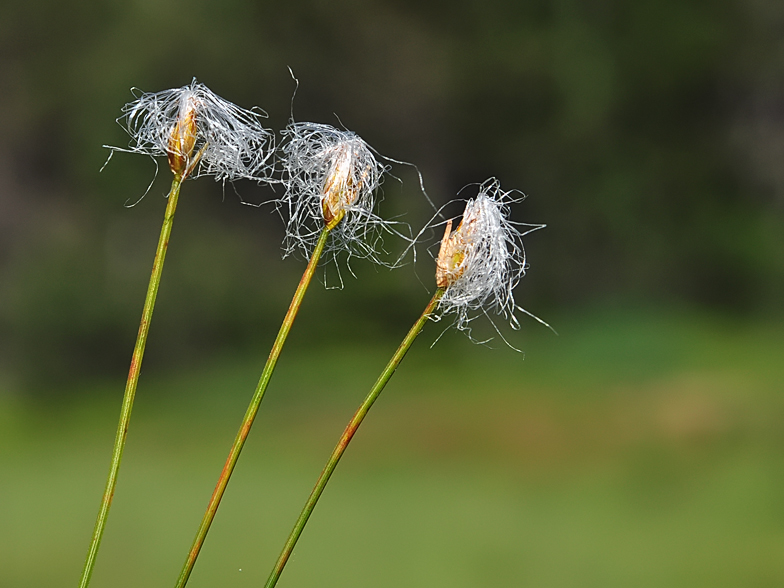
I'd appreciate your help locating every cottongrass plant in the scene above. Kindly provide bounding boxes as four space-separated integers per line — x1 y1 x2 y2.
173 122 398 588
434 178 550 343
78 80 273 588
263 178 543 588
109 78 274 183
280 121 406 275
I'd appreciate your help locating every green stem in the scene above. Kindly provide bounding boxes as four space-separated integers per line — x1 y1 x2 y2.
78 177 183 588
264 288 445 588
174 227 332 588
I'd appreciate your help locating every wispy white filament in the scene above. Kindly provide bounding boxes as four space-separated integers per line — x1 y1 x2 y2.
279 122 404 268
106 79 274 183
435 178 546 340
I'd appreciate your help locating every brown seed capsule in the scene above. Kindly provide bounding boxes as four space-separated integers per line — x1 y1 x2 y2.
321 146 363 230
436 218 469 288
167 98 199 179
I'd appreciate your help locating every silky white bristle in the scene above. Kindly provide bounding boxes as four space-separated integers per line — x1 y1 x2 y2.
435 178 546 340
107 79 274 183
278 122 404 268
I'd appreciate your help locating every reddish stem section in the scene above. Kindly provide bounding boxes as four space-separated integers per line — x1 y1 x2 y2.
264 288 445 588
173 227 332 588
78 177 182 588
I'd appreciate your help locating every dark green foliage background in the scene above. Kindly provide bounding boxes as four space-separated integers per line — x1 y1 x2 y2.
1 0 782 386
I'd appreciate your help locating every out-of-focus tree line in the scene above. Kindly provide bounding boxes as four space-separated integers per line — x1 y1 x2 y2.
1 0 782 390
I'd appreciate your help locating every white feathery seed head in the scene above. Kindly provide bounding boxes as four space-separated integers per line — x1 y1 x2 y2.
434 178 545 339
107 79 274 182
279 121 399 266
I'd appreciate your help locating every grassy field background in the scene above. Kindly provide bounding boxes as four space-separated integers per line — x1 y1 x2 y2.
2 306 783 588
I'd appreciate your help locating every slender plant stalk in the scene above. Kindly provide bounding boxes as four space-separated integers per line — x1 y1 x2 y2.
174 227 332 588
264 288 445 588
78 177 183 588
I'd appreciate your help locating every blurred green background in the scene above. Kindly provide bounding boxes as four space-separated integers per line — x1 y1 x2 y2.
1 0 784 586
